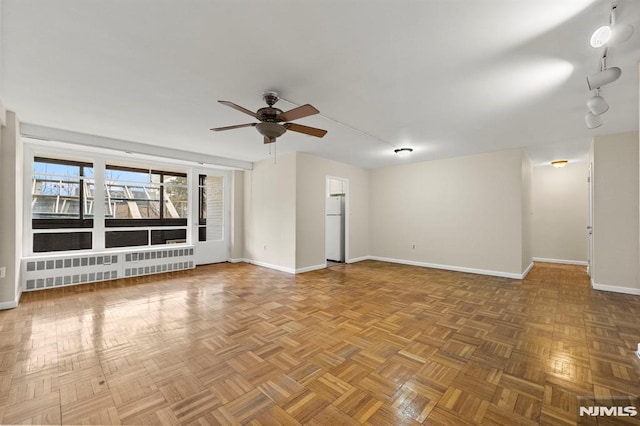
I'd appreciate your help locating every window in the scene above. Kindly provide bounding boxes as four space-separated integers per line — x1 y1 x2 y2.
104 164 188 248
32 157 94 252
30 157 194 253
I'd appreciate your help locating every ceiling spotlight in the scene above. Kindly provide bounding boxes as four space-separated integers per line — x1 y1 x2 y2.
394 148 413 157
587 92 609 115
590 5 634 48
608 6 634 45
585 111 603 129
590 25 612 47
551 160 568 168
586 66 621 90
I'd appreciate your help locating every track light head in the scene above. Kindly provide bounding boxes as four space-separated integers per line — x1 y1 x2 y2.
586 67 621 90
590 25 612 47
587 94 609 115
585 111 603 129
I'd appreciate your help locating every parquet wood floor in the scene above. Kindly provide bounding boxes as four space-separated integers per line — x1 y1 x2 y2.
1 261 639 425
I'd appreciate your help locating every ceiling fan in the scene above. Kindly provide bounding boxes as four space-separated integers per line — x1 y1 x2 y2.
210 91 327 144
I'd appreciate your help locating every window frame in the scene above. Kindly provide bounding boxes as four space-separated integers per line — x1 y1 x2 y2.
104 164 187 228
32 156 94 229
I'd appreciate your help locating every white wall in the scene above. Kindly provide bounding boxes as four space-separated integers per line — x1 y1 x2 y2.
521 154 533 272
592 131 639 292
243 153 297 271
370 149 526 277
295 152 370 270
0 111 24 308
230 170 244 260
531 162 588 263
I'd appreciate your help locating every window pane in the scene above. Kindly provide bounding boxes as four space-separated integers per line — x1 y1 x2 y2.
84 181 95 217
206 176 223 241
32 160 93 223
151 229 187 245
105 183 161 219
33 232 92 252
32 178 81 219
105 230 149 248
164 175 188 219
34 161 80 178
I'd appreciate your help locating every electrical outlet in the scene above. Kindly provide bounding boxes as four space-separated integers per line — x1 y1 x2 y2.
0 267 6 279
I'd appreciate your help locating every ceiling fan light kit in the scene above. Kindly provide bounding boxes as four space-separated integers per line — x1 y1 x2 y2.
584 1 633 129
210 91 327 145
394 147 413 157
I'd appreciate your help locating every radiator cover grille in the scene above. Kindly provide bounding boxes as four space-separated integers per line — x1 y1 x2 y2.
23 247 195 291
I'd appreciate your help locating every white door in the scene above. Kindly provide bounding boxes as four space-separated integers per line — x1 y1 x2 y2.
195 171 230 265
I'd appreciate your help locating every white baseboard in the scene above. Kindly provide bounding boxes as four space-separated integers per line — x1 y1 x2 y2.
346 256 371 264
228 258 322 275
521 262 534 279
244 259 296 274
591 279 640 295
533 257 588 266
368 256 526 279
0 289 22 310
295 264 327 274
0 300 18 310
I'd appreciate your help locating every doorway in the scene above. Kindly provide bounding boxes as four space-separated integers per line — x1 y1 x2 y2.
194 170 231 265
325 176 349 265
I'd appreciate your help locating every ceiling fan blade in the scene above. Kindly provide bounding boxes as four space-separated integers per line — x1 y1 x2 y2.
218 100 258 118
279 104 319 122
284 122 327 138
210 123 257 131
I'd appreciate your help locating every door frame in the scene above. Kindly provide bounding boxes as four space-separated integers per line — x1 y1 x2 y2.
325 176 350 263
192 168 231 265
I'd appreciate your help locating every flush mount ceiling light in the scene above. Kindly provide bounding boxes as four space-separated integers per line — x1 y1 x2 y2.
587 90 609 115
394 148 413 157
585 111 603 129
551 160 569 168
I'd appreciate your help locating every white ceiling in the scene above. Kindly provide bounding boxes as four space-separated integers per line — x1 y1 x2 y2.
1 0 639 169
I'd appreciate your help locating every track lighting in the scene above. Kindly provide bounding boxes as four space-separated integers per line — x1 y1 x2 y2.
587 90 609 115
583 1 631 129
585 112 603 129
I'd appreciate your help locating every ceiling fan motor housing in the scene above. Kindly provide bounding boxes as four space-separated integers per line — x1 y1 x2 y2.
257 107 283 122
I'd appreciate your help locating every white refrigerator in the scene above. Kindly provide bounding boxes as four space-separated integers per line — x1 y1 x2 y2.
326 195 345 262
